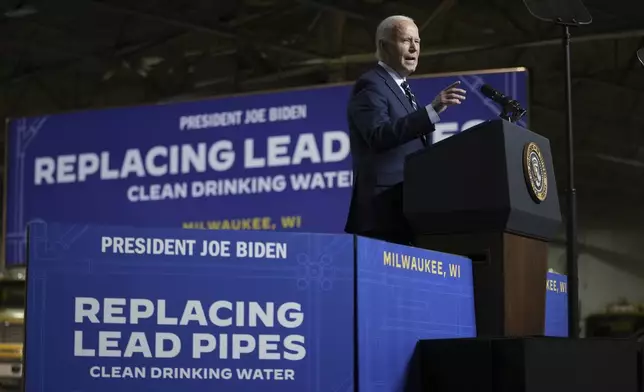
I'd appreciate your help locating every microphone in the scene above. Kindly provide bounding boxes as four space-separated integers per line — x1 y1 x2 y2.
479 84 527 123
480 84 513 106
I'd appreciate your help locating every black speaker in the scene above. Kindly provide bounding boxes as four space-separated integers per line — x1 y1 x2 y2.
416 337 639 392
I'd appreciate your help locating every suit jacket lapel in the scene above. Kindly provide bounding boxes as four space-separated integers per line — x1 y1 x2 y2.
375 65 414 114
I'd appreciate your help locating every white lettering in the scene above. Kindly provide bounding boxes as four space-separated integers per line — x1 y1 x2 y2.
74 299 308 360
179 111 243 130
33 142 235 185
242 131 350 170
235 241 287 259
290 170 353 191
268 105 307 122
100 237 197 256
89 366 146 379
74 298 304 328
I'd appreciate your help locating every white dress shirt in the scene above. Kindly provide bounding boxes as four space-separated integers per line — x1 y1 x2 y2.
377 61 441 124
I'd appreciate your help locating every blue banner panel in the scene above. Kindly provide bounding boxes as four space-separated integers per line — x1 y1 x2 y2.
5 68 529 265
545 272 568 337
356 237 476 392
25 223 354 392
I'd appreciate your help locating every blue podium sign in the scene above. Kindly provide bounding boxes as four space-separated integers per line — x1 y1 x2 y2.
356 237 475 391
24 223 477 392
25 223 355 391
545 272 568 337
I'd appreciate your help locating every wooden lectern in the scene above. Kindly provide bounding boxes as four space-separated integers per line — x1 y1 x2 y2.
403 119 562 337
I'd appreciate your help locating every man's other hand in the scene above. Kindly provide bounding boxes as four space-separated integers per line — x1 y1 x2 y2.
431 81 467 114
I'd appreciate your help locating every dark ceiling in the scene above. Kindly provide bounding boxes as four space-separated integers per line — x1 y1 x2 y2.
1 0 644 218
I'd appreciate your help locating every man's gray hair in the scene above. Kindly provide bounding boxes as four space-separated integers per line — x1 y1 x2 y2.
375 15 415 61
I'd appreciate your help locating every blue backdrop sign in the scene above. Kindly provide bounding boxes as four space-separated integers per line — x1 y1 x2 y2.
25 222 476 391
5 68 529 265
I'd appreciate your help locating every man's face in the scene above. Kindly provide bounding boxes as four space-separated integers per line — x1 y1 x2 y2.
382 21 420 77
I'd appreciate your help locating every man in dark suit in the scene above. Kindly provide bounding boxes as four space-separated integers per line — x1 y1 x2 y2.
344 15 467 245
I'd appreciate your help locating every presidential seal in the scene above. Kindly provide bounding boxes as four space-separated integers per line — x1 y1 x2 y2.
523 142 548 202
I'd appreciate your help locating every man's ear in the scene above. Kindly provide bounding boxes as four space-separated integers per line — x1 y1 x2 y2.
379 39 389 57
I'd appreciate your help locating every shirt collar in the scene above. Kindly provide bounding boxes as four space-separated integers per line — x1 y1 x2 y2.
378 61 406 87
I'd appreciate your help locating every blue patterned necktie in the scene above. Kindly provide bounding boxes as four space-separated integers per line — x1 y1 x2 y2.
401 81 427 146
401 81 418 110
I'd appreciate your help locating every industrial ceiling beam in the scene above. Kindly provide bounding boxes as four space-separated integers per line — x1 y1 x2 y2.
0 32 188 86
296 28 644 66
419 0 458 33
89 0 326 60
296 0 379 23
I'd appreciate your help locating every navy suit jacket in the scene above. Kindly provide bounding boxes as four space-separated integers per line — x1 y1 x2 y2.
344 64 437 236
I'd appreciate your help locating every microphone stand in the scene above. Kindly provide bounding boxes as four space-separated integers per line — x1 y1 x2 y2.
560 18 579 339
498 100 527 123
522 0 591 340
499 106 512 122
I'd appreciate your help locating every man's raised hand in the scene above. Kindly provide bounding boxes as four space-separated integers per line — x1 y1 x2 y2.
431 81 467 114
